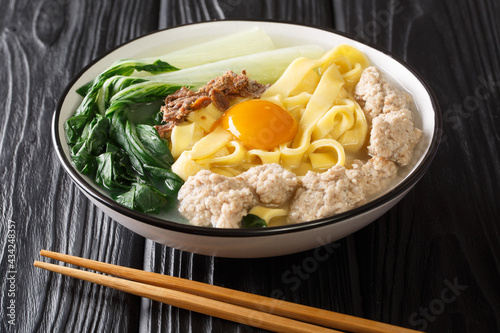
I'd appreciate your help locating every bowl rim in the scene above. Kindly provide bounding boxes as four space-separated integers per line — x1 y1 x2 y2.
52 19 442 238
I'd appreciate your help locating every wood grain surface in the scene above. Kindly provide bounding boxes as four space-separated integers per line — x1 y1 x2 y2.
0 0 499 332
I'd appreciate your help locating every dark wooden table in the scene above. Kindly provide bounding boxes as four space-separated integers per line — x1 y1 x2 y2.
1 1 499 332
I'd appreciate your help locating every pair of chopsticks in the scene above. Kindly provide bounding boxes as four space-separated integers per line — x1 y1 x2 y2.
34 250 421 333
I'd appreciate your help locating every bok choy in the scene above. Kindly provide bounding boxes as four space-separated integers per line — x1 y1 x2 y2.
65 58 183 213
65 59 178 144
143 44 324 89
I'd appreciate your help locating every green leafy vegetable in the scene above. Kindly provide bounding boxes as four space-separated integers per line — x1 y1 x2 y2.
112 183 167 214
76 81 93 96
94 143 135 191
65 57 184 213
120 121 171 171
105 81 183 117
143 165 183 197
135 124 174 165
108 110 145 175
65 59 178 144
98 76 149 113
241 214 267 228
70 114 109 174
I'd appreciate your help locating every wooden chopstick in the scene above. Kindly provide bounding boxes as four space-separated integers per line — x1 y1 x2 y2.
34 259 338 333
35 250 422 333
34 261 336 333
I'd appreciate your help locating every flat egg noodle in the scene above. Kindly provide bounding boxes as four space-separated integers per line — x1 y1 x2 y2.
188 126 233 160
246 148 281 165
196 140 247 166
248 206 288 224
170 122 203 159
337 97 368 152
278 63 345 168
312 104 355 141
305 139 346 169
275 45 368 168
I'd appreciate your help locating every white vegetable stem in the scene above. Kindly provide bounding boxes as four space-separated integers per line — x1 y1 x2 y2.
142 27 277 69
144 45 325 89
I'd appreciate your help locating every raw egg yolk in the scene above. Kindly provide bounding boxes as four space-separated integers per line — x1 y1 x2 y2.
219 100 298 150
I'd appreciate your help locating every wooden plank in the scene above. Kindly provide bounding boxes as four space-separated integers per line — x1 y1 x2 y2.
158 0 334 29
339 1 500 332
0 0 159 332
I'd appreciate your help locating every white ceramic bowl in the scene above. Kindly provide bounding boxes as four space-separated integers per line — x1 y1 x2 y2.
52 20 441 258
